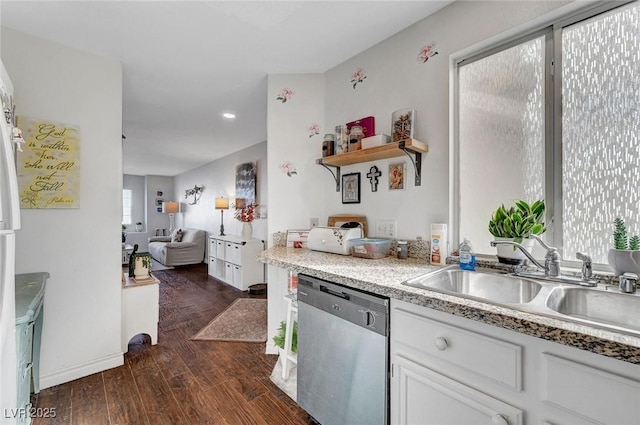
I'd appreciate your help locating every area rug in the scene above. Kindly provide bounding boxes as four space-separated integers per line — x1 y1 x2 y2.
191 298 267 342
151 258 174 271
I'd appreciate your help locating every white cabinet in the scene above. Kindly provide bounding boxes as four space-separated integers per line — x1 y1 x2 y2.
207 235 264 291
393 355 522 425
121 275 159 351
391 299 524 425
391 299 640 425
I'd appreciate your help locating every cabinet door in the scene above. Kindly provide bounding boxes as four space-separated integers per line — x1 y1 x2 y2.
391 354 523 425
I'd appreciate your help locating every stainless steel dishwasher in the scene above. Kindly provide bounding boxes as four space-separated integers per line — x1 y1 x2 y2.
297 274 389 425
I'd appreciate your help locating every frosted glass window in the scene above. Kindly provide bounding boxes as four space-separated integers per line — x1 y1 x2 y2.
122 189 132 225
458 36 545 255
562 2 640 264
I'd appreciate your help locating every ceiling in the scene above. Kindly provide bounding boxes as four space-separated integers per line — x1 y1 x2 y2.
1 1 452 176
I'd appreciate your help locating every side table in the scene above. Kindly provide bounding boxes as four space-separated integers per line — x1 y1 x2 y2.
121 273 159 351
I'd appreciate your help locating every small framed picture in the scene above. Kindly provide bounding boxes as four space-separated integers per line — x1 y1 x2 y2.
156 190 164 197
156 198 164 206
342 172 361 204
389 162 406 190
156 206 162 213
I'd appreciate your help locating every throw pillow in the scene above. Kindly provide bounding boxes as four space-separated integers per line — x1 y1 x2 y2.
172 228 184 243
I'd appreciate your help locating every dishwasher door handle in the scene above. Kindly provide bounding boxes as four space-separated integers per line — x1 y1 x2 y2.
320 285 351 300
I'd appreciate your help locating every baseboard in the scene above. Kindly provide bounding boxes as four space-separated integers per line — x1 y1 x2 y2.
39 352 124 390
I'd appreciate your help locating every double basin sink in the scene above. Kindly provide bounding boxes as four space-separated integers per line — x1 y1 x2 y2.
403 265 640 337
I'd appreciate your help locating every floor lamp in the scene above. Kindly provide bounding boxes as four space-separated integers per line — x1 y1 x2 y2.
162 201 180 233
215 197 229 236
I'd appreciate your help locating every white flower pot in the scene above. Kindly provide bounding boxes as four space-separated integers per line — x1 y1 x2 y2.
134 257 150 279
607 248 640 276
241 222 253 240
495 237 535 265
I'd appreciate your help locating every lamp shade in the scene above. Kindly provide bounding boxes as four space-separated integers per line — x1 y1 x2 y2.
215 197 229 210
162 201 179 214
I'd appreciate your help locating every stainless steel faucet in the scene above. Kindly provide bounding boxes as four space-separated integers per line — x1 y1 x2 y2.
490 234 561 277
619 273 638 293
575 252 593 281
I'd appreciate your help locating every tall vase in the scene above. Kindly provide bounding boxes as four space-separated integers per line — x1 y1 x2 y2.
242 221 253 240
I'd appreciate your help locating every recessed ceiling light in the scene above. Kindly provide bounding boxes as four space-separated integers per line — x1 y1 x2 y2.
222 112 236 119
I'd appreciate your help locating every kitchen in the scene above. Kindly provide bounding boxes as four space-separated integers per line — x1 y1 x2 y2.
1 0 638 424
263 0 640 424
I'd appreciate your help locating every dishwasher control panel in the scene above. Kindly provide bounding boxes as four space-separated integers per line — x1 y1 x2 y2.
298 274 389 336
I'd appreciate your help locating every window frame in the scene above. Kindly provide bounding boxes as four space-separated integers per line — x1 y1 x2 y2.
122 189 132 226
451 0 637 267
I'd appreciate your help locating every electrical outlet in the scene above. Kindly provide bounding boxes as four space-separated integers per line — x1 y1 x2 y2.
310 217 319 228
376 220 397 238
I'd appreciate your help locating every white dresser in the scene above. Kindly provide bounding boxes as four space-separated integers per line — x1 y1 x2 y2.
208 235 265 291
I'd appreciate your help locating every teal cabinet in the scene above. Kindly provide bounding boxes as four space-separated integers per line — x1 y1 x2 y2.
15 272 49 425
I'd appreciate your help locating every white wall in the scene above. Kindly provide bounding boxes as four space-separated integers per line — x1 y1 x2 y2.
173 141 268 243
1 27 124 388
268 1 571 250
267 74 325 245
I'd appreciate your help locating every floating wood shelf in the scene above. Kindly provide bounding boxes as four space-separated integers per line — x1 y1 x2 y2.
316 139 428 191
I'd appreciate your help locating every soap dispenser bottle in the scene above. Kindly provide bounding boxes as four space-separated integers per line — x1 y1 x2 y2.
459 237 476 271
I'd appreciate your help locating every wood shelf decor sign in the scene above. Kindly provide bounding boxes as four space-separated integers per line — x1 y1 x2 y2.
17 116 80 209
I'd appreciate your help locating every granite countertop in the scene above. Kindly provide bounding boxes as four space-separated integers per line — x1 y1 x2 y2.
259 246 640 364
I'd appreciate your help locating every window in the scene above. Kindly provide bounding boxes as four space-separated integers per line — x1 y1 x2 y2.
456 1 639 265
122 189 132 225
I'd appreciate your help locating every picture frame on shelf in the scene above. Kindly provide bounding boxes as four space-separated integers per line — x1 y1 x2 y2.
391 108 416 143
389 162 406 190
342 172 361 204
155 198 164 206
156 190 164 197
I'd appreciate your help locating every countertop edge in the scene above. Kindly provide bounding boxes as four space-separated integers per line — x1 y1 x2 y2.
260 247 640 364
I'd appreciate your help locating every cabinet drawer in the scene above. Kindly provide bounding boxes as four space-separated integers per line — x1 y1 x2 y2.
215 240 225 259
542 353 640 424
209 238 217 258
226 242 242 265
225 262 234 284
208 256 216 276
232 265 242 288
393 307 522 390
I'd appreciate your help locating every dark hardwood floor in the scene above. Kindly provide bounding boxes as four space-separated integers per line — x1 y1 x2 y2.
30 263 312 425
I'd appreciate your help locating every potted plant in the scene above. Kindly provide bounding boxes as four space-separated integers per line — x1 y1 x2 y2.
607 218 640 276
273 320 297 378
135 221 143 232
488 200 546 264
122 225 127 245
133 253 153 279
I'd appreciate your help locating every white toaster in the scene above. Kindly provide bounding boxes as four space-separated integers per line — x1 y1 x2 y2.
307 226 363 255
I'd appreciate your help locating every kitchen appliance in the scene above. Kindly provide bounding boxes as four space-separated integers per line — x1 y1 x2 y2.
307 226 362 255
0 60 21 421
297 274 389 425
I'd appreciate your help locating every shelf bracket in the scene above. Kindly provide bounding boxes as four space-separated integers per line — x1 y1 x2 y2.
399 141 422 186
316 159 341 191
